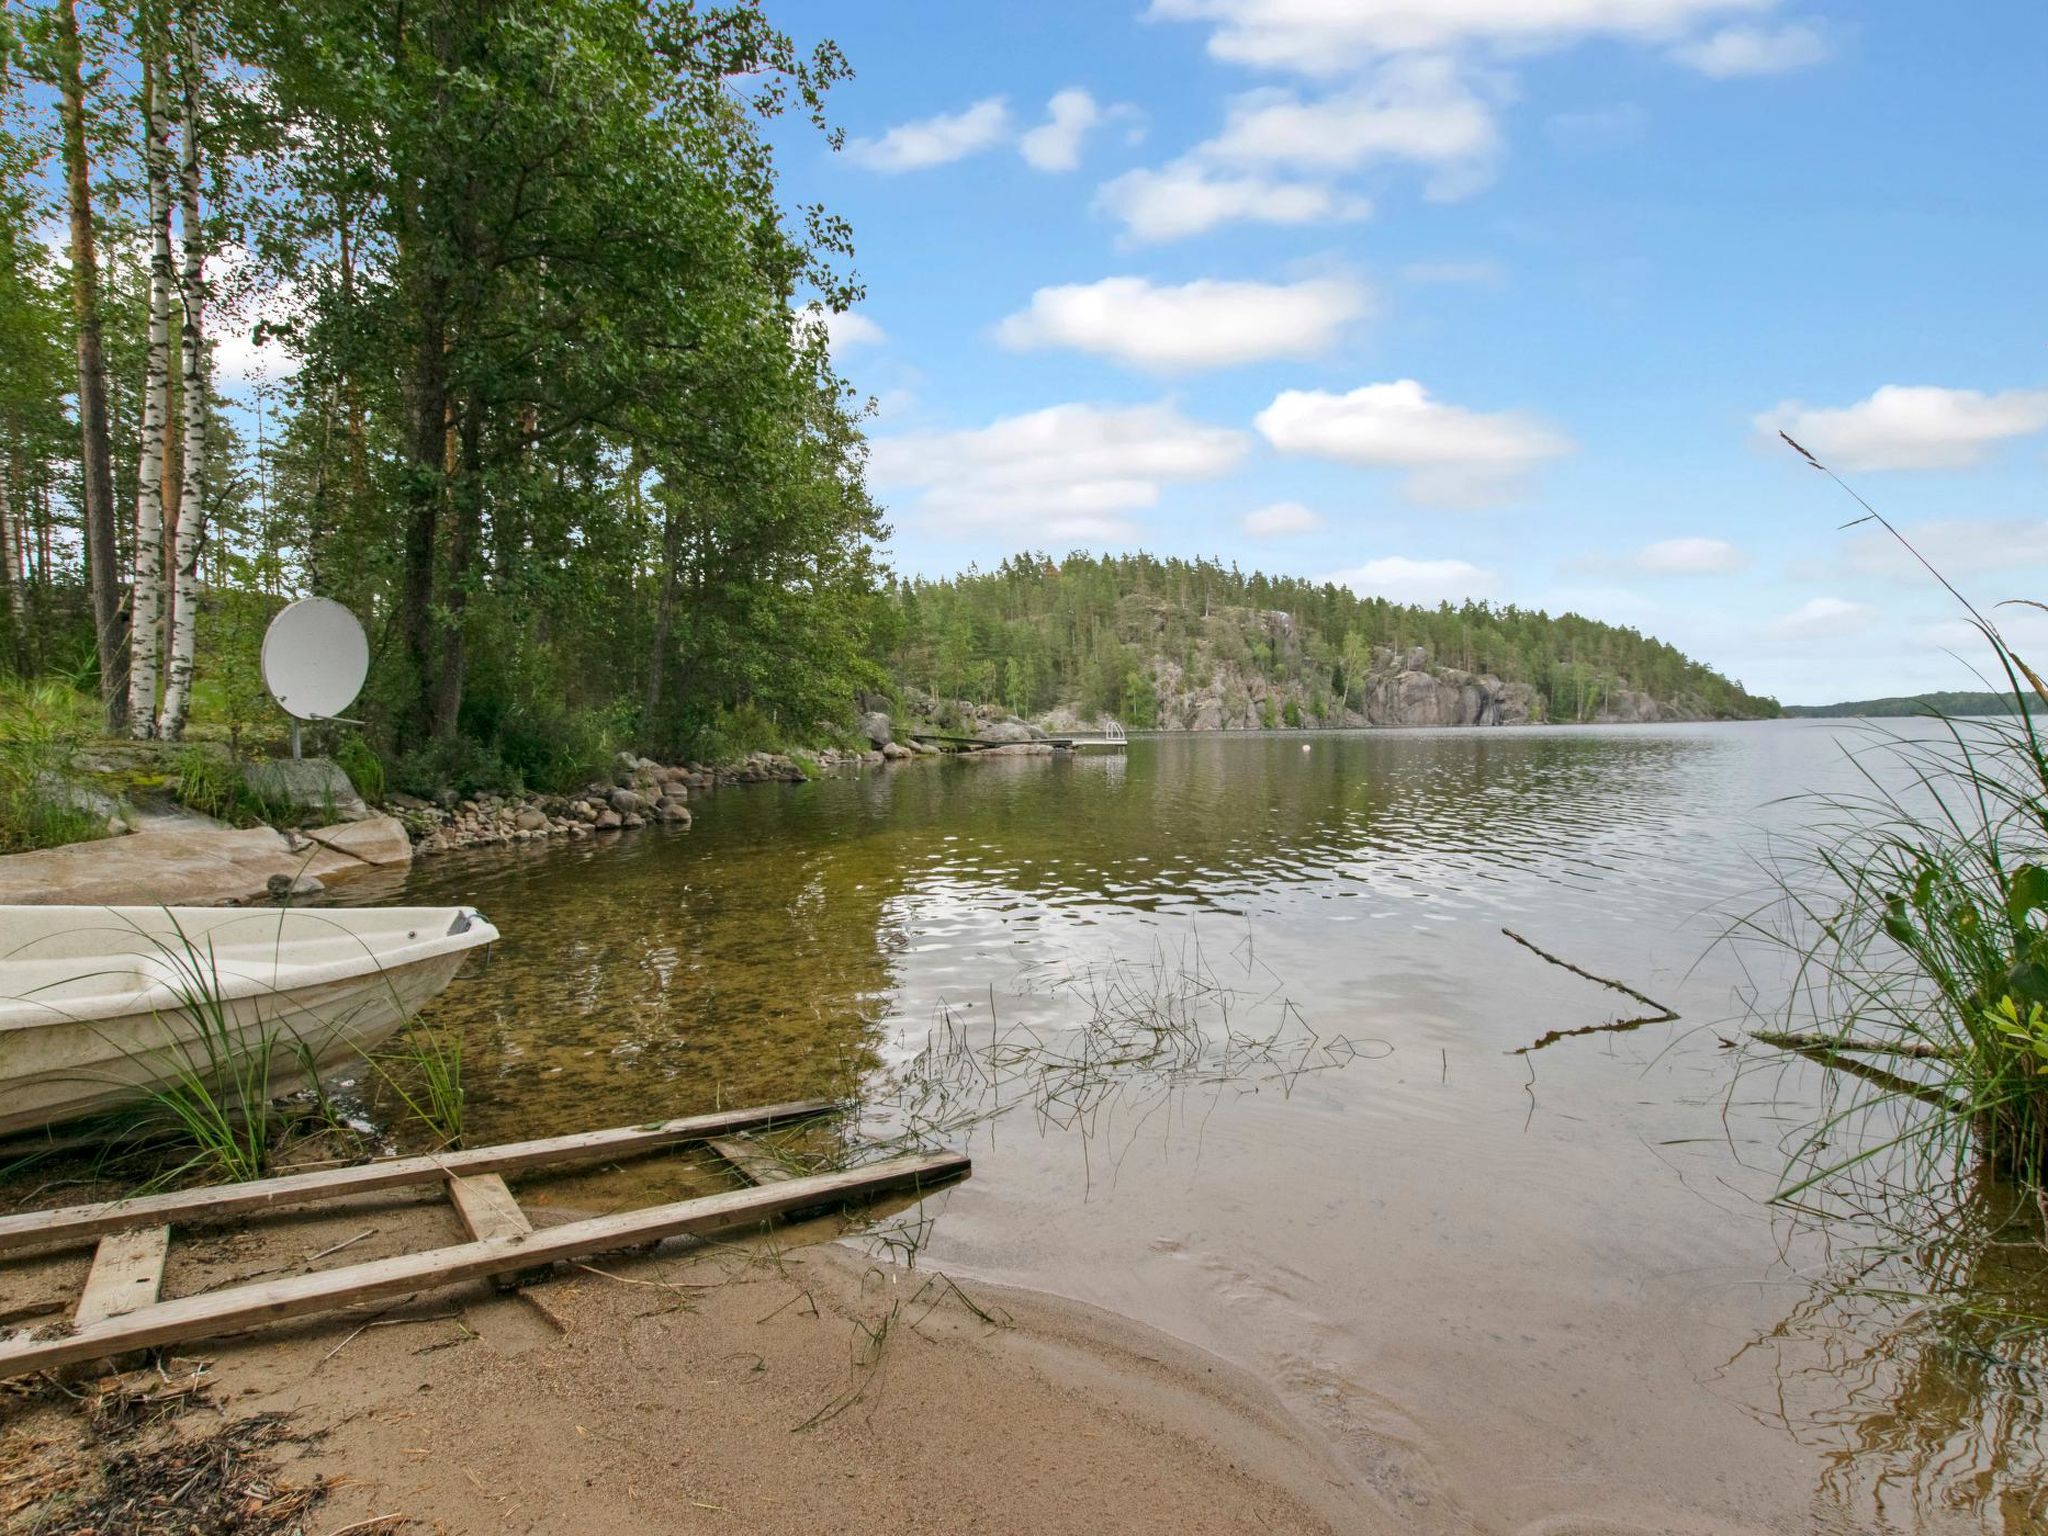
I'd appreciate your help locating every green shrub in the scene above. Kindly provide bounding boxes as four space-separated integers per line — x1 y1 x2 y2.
692 701 790 763
334 733 387 803
388 736 525 802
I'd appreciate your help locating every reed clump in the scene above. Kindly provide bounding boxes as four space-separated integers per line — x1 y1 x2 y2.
1749 437 2048 1205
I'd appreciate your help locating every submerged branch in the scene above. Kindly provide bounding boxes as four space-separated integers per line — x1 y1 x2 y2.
1751 1030 1956 1061
1501 927 1679 1053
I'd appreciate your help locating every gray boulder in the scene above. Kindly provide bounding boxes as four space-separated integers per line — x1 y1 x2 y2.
609 787 646 815
857 710 894 747
974 718 1042 745
243 757 368 822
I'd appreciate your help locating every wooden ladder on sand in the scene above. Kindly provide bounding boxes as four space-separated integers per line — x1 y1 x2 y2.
0 1100 968 1380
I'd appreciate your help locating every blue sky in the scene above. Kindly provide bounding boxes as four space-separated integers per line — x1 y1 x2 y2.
767 0 2047 705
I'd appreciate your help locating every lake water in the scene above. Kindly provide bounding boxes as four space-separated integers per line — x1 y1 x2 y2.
396 722 2047 1535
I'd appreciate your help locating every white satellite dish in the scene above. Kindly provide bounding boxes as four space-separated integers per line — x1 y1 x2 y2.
262 597 369 725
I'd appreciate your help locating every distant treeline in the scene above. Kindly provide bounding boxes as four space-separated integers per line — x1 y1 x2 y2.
1784 691 2030 719
879 553 1779 725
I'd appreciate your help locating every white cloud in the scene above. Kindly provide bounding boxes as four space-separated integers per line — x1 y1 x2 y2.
1256 380 1573 507
1019 89 1132 172
868 402 1250 539
1146 0 1779 74
1201 57 1500 181
1842 519 2048 580
846 97 1011 173
1770 596 1879 639
1242 501 1324 536
206 243 299 391
1672 22 1830 77
799 305 886 355
1761 385 2048 472
1635 537 1749 574
1096 161 1366 243
824 310 885 352
1104 57 1500 227
995 276 1369 373
1326 557 1499 606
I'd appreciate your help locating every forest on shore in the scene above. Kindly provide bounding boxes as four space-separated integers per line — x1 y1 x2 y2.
1782 690 2024 719
0 0 1773 808
883 554 1777 729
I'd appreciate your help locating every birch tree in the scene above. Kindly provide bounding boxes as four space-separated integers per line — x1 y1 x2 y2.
156 7 205 740
49 0 126 727
0 464 23 667
126 46 174 734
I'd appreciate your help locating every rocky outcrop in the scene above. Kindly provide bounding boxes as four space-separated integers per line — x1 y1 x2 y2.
0 813 412 907
857 710 894 747
974 718 1045 745
242 756 368 822
1355 648 1540 728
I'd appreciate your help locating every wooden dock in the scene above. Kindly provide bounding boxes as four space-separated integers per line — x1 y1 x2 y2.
0 1099 969 1378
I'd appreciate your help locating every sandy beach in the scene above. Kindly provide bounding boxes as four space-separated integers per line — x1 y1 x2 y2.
0 1189 1384 1535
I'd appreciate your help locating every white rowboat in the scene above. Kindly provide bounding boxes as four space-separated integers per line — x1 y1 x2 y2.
0 906 498 1137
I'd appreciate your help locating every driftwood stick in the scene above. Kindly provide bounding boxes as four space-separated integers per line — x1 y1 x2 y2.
1750 1030 1954 1061
1759 1039 1965 1115
1500 929 1679 1053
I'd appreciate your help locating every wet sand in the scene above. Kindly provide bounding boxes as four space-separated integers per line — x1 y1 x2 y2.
0 1194 1383 1535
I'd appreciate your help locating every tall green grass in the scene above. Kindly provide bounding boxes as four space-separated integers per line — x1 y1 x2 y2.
0 677 110 853
369 1023 466 1148
1748 436 2048 1206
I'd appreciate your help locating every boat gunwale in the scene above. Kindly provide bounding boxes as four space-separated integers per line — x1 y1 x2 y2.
0 905 498 1034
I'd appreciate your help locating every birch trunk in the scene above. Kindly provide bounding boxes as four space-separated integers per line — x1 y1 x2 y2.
127 56 175 736
157 22 206 742
0 461 26 667
53 0 126 729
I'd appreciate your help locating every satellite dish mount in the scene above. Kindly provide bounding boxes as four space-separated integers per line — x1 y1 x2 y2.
261 597 370 759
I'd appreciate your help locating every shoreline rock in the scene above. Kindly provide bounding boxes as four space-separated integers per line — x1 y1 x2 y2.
0 813 415 907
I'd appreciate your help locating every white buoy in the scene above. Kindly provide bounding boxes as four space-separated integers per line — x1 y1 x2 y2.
1301 742 1312 752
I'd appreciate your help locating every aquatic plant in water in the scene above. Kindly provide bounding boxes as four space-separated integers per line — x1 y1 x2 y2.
1745 437 2048 1209
861 925 1377 1190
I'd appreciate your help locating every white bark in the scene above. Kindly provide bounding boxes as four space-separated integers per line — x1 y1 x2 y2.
158 26 206 742
127 57 174 736
0 460 25 661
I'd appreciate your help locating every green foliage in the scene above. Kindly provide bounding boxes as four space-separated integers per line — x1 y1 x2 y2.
388 736 525 802
371 1023 465 1149
1746 462 2048 1208
1123 670 1159 730
0 677 109 852
171 744 261 824
122 924 320 1185
693 700 792 762
333 733 385 804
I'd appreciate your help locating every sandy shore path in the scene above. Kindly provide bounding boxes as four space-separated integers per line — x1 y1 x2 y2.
0 1198 1388 1535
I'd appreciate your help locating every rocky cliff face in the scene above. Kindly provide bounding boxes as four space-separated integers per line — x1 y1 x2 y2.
1137 637 1543 731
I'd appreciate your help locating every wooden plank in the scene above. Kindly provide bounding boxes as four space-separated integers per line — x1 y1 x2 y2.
0 1151 968 1380
705 1136 792 1186
74 1227 169 1328
0 1099 838 1256
446 1174 532 1243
